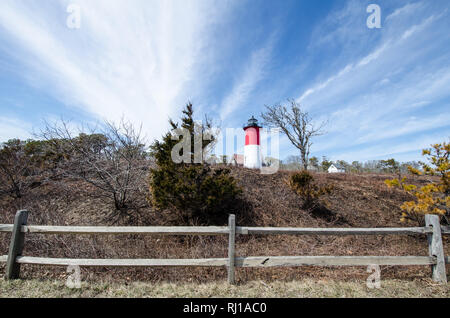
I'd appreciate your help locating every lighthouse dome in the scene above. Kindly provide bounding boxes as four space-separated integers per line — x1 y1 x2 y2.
243 116 262 129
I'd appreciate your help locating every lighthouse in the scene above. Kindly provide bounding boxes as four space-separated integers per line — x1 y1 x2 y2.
243 116 262 169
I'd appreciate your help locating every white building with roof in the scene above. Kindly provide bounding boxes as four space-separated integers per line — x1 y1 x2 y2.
328 164 345 173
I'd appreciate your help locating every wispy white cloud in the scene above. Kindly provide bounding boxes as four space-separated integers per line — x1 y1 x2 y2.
308 0 368 51
330 133 448 162
385 1 424 22
219 35 276 121
0 117 32 142
297 40 391 106
355 112 450 144
293 1 450 161
0 0 234 141
401 14 438 40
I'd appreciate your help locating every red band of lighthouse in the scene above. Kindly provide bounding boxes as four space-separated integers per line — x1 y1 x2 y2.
244 127 260 146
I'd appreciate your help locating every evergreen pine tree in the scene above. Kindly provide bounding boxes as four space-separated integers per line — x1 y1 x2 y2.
149 103 242 225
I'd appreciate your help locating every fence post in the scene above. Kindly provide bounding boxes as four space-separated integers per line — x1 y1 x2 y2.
425 214 447 283
5 210 29 280
228 214 236 285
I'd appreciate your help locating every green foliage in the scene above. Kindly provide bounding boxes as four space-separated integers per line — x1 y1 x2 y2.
308 156 319 170
351 161 363 173
0 139 50 198
288 170 333 209
380 158 401 177
149 103 243 225
0 133 139 202
336 160 349 172
321 157 332 172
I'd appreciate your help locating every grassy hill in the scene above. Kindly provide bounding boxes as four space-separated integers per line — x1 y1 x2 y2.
0 167 448 284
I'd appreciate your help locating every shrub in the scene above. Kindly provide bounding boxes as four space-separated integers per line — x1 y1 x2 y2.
149 103 243 225
288 170 333 209
0 139 46 199
385 142 449 225
150 164 242 225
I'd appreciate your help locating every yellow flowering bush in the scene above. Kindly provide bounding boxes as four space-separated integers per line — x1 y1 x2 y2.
385 142 449 225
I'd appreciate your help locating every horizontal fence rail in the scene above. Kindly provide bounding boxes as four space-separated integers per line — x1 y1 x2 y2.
0 225 13 232
14 257 229 267
23 225 229 235
442 226 450 235
2 225 446 236
1 210 448 284
0 225 229 235
236 256 438 267
0 256 438 267
236 227 434 235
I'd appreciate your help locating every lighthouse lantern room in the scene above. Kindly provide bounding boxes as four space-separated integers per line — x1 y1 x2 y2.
243 116 262 169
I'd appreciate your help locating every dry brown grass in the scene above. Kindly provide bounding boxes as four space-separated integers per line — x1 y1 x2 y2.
0 168 449 284
0 277 448 298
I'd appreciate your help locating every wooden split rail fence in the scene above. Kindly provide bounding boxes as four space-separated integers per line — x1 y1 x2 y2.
1 211 449 284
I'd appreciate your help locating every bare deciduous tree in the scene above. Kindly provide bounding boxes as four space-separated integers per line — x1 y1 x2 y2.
262 99 327 170
40 118 149 223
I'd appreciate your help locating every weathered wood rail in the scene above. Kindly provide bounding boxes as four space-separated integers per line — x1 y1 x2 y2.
1 210 448 284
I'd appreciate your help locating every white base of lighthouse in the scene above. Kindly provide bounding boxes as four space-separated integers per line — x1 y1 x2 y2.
244 145 261 169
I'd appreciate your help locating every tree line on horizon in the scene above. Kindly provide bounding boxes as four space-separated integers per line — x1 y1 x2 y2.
279 155 422 175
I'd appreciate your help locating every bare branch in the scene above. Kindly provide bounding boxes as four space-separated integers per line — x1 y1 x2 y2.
261 99 327 169
38 118 149 223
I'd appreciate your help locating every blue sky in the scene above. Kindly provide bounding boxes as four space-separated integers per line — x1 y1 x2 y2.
0 0 449 162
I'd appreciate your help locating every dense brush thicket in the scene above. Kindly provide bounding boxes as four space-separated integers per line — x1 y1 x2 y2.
0 120 150 224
